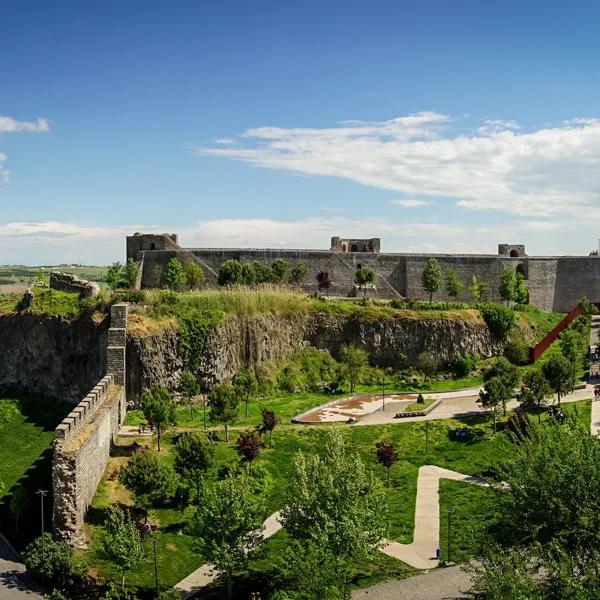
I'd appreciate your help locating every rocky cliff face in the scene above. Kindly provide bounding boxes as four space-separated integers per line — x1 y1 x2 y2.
0 313 108 402
126 311 502 398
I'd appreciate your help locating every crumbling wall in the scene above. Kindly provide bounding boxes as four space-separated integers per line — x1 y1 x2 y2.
49 272 100 297
52 304 128 543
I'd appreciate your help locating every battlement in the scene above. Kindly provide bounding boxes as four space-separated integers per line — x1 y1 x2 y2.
330 236 381 253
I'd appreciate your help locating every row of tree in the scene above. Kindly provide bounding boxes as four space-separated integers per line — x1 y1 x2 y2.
421 258 528 304
218 258 309 286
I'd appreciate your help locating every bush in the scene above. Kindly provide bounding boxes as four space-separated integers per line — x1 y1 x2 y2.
451 353 480 377
504 334 530 365
23 533 73 582
480 304 515 339
416 351 440 375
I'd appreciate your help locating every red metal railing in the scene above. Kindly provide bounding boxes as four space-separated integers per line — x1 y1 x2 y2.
529 303 600 363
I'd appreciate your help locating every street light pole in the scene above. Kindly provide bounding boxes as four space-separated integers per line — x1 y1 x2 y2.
381 379 386 411
36 489 48 535
152 535 159 597
447 508 454 564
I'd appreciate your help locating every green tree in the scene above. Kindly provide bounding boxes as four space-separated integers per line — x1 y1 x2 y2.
218 259 243 286
253 261 273 284
316 270 332 296
478 376 506 433
164 257 186 290
123 258 139 289
240 262 256 285
289 262 309 285
101 506 144 591
184 261 204 289
339 345 369 393
483 357 519 416
232 367 258 418
119 450 177 521
208 384 240 441
174 431 215 499
140 387 176 451
281 430 387 590
470 274 488 301
481 304 515 340
354 267 376 297
106 262 124 290
542 354 575 404
180 370 200 420
446 269 463 298
421 258 442 302
514 272 529 305
271 258 290 283
190 475 264 599
9 484 28 534
499 268 516 306
23 534 73 582
518 370 552 422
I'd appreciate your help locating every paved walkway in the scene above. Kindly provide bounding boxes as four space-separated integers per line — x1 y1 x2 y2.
0 534 42 599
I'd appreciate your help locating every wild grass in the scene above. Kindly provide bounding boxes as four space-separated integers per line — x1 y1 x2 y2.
0 288 84 317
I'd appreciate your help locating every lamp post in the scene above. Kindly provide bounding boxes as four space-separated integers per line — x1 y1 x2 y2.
35 489 48 535
447 508 454 564
151 534 159 597
381 378 386 411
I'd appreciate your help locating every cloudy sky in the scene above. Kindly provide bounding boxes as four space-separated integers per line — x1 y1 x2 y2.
2 0 600 265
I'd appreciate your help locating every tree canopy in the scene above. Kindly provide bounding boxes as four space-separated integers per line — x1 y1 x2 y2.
421 258 442 302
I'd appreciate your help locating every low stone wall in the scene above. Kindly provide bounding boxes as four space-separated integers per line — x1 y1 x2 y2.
52 304 128 542
49 272 99 297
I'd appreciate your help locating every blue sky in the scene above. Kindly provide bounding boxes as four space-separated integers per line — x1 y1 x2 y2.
2 0 600 264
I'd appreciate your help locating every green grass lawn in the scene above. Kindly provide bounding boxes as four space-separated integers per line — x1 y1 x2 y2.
404 398 438 412
0 395 72 496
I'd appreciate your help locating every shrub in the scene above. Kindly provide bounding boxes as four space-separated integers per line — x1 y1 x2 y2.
504 334 530 365
416 351 440 375
23 533 73 582
451 353 480 377
218 259 243 286
480 304 515 339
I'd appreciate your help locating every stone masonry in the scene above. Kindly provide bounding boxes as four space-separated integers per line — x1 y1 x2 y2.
52 303 128 542
127 233 600 313
49 272 99 297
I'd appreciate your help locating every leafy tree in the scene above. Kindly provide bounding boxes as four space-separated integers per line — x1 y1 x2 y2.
559 327 586 380
23 533 73 582
478 376 506 433
180 370 199 420
579 296 599 317
253 261 273 284
499 268 516 306
164 257 186 290
237 430 261 470
316 270 332 296
289 262 309 285
514 272 529 305
218 259 243 286
483 357 519 416
281 430 387 590
119 450 177 520
9 484 28 534
232 367 258 418
497 416 600 554
261 408 277 447
451 353 479 378
271 259 290 283
123 258 139 289
190 475 264 599
101 506 144 591
184 261 204 289
421 258 442 302
542 354 575 404
375 441 397 487
446 269 463 298
354 267 375 297
106 262 124 290
140 387 176 451
416 351 440 376
470 274 488 301
240 262 256 285
481 304 515 340
518 370 552 422
174 431 215 499
208 384 240 441
339 345 369 393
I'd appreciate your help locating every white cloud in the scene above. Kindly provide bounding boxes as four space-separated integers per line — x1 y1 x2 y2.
389 199 432 208
0 152 8 183
196 113 600 218
0 116 50 133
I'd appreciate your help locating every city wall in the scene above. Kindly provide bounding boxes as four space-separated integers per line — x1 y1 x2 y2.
49 272 100 297
128 233 600 313
52 304 128 543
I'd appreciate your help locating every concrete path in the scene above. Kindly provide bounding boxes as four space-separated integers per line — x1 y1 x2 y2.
174 511 283 599
352 565 472 600
380 466 488 570
0 534 42 599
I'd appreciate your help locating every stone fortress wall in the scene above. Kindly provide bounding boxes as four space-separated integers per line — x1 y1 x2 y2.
52 303 128 542
49 272 100 297
127 233 600 313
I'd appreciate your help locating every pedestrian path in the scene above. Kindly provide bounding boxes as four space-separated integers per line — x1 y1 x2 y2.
0 534 42 599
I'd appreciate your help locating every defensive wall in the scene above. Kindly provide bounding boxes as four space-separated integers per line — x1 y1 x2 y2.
52 303 128 543
49 272 100 298
127 233 600 313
